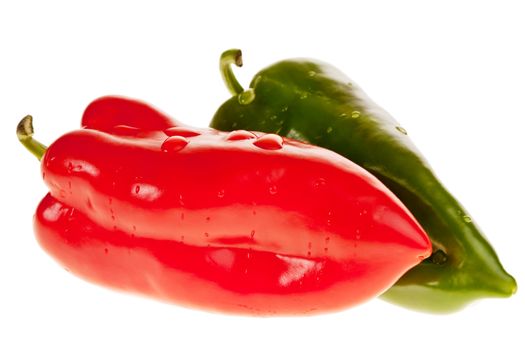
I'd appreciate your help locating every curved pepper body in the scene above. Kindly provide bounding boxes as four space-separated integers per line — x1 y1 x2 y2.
34 97 430 315
210 54 517 312
82 96 177 131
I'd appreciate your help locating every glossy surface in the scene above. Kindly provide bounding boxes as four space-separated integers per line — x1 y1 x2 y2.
211 51 517 312
82 96 176 131
34 96 431 315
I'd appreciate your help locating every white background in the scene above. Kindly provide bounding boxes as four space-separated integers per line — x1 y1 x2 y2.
1 1 523 349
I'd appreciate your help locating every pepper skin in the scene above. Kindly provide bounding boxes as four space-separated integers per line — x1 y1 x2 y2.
210 49 517 313
82 95 176 131
18 97 431 315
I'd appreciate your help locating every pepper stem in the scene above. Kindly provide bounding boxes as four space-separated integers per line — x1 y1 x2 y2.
17 115 47 161
220 49 245 95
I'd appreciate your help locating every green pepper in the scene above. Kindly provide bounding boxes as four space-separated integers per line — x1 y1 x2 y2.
210 49 517 313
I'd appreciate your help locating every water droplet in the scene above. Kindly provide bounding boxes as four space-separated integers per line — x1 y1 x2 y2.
225 130 256 141
217 189 225 198
164 126 201 137
308 70 316 77
339 112 347 118
67 208 75 222
313 178 326 189
281 106 289 112
253 134 284 150
351 111 361 119
270 115 278 120
161 136 189 152
326 126 333 133
178 194 184 206
250 230 256 238
463 215 472 223
326 219 332 226
299 93 308 99
396 126 407 135
269 185 278 195
135 185 140 194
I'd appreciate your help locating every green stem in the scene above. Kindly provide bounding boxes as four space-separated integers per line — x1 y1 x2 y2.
220 49 245 95
17 115 47 161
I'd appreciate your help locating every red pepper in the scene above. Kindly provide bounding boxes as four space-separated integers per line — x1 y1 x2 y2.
20 96 431 315
81 96 176 131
